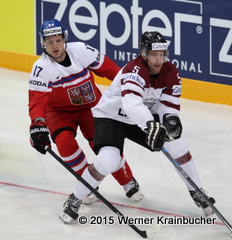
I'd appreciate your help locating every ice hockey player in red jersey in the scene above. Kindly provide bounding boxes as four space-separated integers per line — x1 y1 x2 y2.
29 19 144 207
59 31 216 223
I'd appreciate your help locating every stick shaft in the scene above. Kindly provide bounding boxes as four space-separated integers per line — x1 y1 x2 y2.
46 147 150 238
162 147 232 233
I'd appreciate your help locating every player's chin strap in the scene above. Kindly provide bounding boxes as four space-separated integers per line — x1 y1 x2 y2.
161 146 232 237
44 146 161 238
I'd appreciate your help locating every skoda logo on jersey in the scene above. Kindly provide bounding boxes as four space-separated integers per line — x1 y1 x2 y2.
152 43 168 51
43 27 62 36
29 79 47 87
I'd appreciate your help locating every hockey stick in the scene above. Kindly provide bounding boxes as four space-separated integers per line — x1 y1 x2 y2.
45 146 161 238
161 146 232 237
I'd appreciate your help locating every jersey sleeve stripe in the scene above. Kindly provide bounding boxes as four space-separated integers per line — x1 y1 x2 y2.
122 79 144 90
122 89 142 97
160 93 180 105
50 68 88 87
121 78 144 98
89 61 100 67
160 100 180 111
88 52 104 70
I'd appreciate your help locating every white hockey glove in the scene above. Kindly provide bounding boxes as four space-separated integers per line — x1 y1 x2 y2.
145 121 166 151
163 113 182 141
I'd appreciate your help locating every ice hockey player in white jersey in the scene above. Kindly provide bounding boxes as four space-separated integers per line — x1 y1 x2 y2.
59 31 216 223
28 19 144 210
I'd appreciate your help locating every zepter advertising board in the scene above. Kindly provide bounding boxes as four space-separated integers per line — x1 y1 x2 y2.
35 0 232 86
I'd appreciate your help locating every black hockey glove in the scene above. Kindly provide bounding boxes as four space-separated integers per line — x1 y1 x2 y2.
30 121 51 154
145 121 166 151
163 113 182 141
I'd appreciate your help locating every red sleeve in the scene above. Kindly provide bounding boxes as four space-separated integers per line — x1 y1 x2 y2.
160 63 181 111
91 55 120 81
28 90 49 122
165 65 181 90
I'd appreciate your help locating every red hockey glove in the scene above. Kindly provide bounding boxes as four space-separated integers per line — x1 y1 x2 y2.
30 121 51 154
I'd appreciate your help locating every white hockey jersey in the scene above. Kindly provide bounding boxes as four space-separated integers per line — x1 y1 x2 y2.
92 56 182 131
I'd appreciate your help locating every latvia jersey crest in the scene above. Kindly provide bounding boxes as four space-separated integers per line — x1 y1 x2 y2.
67 81 96 105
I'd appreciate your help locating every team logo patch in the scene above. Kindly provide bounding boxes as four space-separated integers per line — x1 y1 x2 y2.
172 84 182 95
151 43 168 50
43 27 62 36
67 81 96 105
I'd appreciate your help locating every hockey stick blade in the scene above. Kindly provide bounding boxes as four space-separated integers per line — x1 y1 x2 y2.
45 146 161 238
146 224 162 238
161 147 232 237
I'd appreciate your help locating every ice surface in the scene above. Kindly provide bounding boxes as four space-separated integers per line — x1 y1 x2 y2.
1 68 232 240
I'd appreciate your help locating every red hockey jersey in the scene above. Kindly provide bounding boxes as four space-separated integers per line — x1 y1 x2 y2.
28 42 120 122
